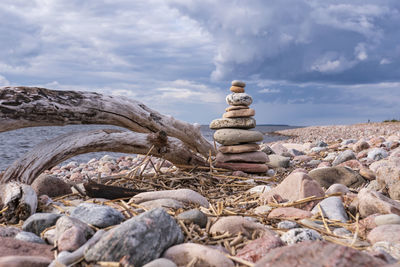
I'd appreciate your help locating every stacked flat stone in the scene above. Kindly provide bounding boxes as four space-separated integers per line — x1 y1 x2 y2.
210 80 268 173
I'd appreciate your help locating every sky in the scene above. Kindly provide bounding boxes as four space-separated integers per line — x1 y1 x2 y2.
0 0 399 126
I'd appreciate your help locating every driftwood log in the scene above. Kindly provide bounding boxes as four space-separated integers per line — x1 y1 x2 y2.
1 129 207 184
0 86 213 156
0 182 37 223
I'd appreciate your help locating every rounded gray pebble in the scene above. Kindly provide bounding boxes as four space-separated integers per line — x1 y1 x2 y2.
311 196 348 223
70 203 124 228
281 228 322 245
375 214 400 226
226 93 252 106
277 221 299 229
15 231 46 244
231 80 246 87
142 258 177 267
176 209 208 228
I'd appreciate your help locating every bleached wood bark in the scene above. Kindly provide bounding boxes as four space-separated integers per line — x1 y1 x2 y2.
0 182 37 223
1 129 207 185
0 86 213 156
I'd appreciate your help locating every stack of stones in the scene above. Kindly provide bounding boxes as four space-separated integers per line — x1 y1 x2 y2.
210 80 268 173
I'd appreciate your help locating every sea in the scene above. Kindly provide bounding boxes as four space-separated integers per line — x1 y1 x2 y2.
0 124 300 171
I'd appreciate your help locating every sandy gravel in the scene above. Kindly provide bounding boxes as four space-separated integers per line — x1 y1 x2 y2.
273 122 400 143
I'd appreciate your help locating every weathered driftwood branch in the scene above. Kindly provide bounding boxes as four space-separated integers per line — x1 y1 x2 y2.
0 86 213 156
83 180 146 199
1 129 207 184
0 182 37 223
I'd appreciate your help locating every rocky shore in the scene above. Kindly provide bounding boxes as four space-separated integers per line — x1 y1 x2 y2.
1 122 400 266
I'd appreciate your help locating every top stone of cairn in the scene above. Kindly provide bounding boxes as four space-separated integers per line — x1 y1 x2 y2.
231 80 246 87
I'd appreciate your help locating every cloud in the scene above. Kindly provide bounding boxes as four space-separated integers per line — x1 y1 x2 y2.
0 75 9 86
0 0 399 125
259 88 280 94
154 80 224 103
169 0 400 84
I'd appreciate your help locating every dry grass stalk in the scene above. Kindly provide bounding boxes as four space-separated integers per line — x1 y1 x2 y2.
318 203 332 234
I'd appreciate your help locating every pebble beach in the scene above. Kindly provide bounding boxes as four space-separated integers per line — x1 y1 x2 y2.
1 121 400 267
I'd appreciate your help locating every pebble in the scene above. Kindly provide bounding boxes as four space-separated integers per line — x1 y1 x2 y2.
226 93 253 106
262 172 324 210
280 228 322 245
324 152 337 161
0 237 54 259
299 219 325 230
85 208 184 266
368 148 389 161
353 140 370 152
22 213 62 236
216 151 268 163
341 139 357 145
376 163 400 200
218 143 260 154
253 240 386 267
214 162 268 173
130 189 209 208
0 226 21 238
325 183 350 195
210 216 267 238
70 203 124 228
311 146 327 153
142 258 178 267
267 154 290 168
31 174 72 197
367 224 400 244
373 241 400 261
374 214 400 226
229 85 245 93
176 209 208 228
311 196 348 222
253 205 273 215
15 231 46 244
277 221 299 229
223 108 255 118
231 80 246 87
314 140 328 147
332 227 352 237
270 143 289 156
307 159 321 167
213 129 263 145
139 198 185 210
308 166 366 188
163 243 234 267
209 117 256 129
236 230 284 263
358 188 400 217
248 185 272 194
225 105 249 111
268 207 312 220
260 144 274 155
0 256 52 267
332 150 356 165
56 216 95 252
359 167 376 180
